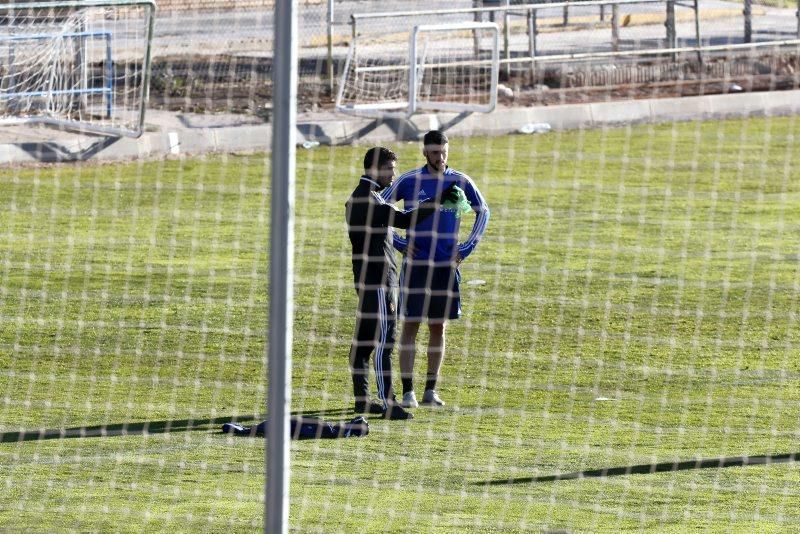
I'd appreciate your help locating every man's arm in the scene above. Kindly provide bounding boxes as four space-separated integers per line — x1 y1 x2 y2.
457 177 490 260
370 192 439 230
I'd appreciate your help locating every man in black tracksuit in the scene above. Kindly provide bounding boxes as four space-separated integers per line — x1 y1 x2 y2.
345 147 457 420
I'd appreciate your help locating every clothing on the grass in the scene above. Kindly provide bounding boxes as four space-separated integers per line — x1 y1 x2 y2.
222 416 369 439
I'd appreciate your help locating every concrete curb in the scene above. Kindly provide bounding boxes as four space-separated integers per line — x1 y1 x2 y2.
2 89 799 163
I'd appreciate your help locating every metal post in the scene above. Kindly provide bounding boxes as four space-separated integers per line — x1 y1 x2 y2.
105 33 113 119
528 8 537 84
8 44 14 99
139 3 156 137
327 0 334 96
665 1 676 49
266 0 296 533
744 0 752 43
665 0 676 62
611 4 619 52
77 18 88 116
503 0 510 79
351 15 358 87
409 26 418 115
797 0 800 39
474 0 481 55
693 0 703 67
563 3 569 26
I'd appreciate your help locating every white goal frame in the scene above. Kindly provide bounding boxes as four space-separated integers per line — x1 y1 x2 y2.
336 21 499 119
409 22 499 115
0 0 156 138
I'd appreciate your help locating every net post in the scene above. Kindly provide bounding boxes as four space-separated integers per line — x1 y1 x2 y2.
327 0 334 98
105 32 112 119
408 25 420 117
266 0 296 533
491 22 499 107
137 1 156 136
502 0 510 80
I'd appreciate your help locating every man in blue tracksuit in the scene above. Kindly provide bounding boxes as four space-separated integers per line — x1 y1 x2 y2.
381 130 490 408
345 146 458 420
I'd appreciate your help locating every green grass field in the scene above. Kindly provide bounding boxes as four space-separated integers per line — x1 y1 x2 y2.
2 117 800 532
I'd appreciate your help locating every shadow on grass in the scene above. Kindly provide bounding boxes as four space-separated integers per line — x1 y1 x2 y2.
0 415 262 443
0 408 354 443
482 453 800 484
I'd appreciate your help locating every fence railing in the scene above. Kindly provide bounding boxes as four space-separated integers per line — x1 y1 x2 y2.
346 0 800 81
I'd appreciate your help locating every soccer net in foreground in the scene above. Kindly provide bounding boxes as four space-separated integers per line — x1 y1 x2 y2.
0 0 155 137
2 2 800 532
336 21 499 118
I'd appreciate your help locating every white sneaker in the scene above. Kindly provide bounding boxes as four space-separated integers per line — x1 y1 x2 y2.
421 389 445 406
401 391 419 408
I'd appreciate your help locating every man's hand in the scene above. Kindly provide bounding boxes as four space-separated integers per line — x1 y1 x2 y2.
404 243 419 259
438 183 460 204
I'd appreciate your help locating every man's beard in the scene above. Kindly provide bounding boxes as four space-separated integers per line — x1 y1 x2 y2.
427 156 445 172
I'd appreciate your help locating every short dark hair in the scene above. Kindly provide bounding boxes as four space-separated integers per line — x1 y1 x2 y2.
423 130 448 146
363 147 397 171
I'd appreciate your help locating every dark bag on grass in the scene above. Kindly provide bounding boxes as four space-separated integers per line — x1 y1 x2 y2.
222 416 369 439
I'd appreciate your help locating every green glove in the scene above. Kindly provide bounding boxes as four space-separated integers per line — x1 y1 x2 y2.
441 185 472 218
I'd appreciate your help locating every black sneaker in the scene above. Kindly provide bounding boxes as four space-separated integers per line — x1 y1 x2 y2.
383 405 414 420
354 400 385 415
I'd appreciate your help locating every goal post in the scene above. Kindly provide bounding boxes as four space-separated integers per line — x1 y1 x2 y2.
409 22 499 115
0 0 156 138
336 21 499 119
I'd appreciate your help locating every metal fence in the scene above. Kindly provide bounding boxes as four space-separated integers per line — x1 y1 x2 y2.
142 0 800 61
346 0 800 63
137 0 800 115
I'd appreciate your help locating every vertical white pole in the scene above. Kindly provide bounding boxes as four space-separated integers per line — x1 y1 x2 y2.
266 0 296 533
327 0 334 96
503 0 510 79
409 26 418 116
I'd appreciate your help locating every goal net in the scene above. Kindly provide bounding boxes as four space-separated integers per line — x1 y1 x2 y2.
0 0 155 137
336 21 499 118
3 1 800 532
